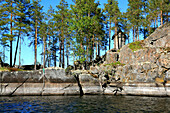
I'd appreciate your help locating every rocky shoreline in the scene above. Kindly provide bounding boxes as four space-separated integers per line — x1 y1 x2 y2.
0 23 169 96
0 68 170 96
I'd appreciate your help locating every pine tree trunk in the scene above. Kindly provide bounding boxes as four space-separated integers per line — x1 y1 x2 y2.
137 27 139 41
160 1 163 25
128 33 129 43
62 39 65 68
34 24 37 70
53 36 56 67
59 40 62 67
115 22 118 49
96 42 98 58
13 27 21 67
43 36 46 69
98 42 100 56
143 28 146 39
161 10 163 25
66 47 69 67
41 42 44 66
86 38 89 61
166 12 168 22
19 35 21 67
135 27 137 41
91 35 95 61
3 46 5 62
109 22 111 50
10 2 13 67
133 26 135 42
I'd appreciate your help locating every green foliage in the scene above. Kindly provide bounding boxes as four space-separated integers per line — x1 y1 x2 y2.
104 61 125 67
0 0 169 68
128 41 143 51
0 67 9 71
79 57 86 64
70 0 105 62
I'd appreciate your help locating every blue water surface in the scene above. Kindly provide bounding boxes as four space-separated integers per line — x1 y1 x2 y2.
0 95 170 113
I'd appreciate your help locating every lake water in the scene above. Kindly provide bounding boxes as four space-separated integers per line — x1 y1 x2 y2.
0 95 170 113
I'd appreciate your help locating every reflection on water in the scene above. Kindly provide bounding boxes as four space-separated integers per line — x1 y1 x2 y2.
0 95 170 112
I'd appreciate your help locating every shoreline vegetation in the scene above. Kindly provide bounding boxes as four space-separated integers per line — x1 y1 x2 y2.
0 0 169 70
0 0 169 97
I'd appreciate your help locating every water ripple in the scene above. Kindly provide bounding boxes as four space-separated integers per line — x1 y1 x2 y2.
0 96 170 113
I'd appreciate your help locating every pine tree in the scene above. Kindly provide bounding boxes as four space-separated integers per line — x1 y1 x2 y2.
127 0 144 41
55 0 69 68
70 0 102 62
39 19 48 68
47 6 59 67
29 0 43 70
104 0 121 50
0 0 17 67
13 0 31 67
148 0 170 27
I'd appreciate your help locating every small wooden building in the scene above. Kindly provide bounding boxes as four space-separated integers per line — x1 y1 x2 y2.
112 30 127 50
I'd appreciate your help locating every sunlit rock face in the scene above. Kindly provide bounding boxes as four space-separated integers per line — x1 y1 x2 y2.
97 22 170 83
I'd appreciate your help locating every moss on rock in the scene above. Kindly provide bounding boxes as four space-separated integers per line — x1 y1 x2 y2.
128 41 144 51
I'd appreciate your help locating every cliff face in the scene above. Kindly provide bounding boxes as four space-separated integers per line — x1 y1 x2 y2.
101 22 170 83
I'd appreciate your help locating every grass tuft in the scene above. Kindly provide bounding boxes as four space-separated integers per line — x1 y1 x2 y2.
104 61 125 67
0 67 9 71
128 41 143 51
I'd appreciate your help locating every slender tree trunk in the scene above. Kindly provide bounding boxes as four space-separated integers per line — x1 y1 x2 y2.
96 41 98 58
59 40 62 67
48 36 51 67
53 36 56 67
160 1 163 25
61 15 65 68
109 21 111 50
43 36 46 68
128 33 129 43
90 35 95 61
54 49 56 67
143 28 146 39
66 47 69 67
135 27 137 41
19 34 21 67
10 2 13 67
161 10 163 25
86 38 89 61
98 42 100 56
34 23 37 70
133 26 135 42
154 18 156 28
3 46 5 62
62 39 65 68
13 27 21 67
137 27 139 41
45 43 48 67
115 22 118 49
41 43 43 65
166 12 168 22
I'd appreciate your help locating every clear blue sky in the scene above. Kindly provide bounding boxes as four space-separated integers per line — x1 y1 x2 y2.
6 0 128 66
